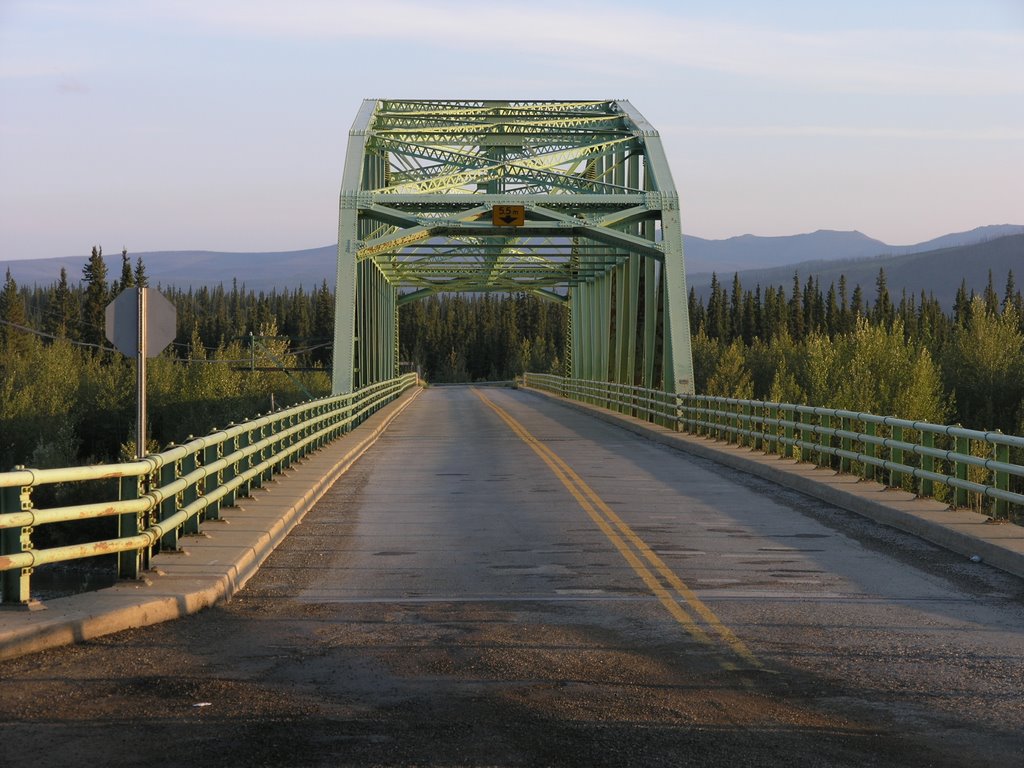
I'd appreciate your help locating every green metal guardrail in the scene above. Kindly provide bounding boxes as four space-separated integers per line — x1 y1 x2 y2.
0 374 419 606
524 373 1024 519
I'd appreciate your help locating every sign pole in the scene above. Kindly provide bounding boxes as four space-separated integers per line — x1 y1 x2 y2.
137 287 148 459
106 285 175 459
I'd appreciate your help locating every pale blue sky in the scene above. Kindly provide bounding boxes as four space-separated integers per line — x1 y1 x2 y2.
1 0 1022 260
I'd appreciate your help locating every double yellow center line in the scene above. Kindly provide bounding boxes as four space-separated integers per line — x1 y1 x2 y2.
474 389 761 669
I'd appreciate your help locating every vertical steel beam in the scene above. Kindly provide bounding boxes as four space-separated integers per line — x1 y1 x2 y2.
333 100 376 395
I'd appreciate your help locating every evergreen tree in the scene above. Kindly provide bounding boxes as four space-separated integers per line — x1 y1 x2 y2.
43 267 80 340
983 269 1000 315
134 255 148 287
706 273 728 340
1 268 31 355
953 279 972 327
788 272 804 340
851 284 865 319
872 268 894 328
1001 270 1022 318
82 246 109 348
113 247 134 296
729 273 743 343
825 283 840 336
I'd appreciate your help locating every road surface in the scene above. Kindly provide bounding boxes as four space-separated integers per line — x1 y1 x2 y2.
2 386 1023 767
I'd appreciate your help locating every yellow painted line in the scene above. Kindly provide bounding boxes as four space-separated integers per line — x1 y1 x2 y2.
474 389 763 669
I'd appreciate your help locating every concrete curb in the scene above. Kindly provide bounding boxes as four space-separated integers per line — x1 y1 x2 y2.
522 386 1024 581
0 386 422 661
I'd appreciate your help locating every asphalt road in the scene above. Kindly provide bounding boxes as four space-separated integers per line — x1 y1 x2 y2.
2 386 1023 767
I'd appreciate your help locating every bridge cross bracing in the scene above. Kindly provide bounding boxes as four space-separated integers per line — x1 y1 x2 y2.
332 99 695 395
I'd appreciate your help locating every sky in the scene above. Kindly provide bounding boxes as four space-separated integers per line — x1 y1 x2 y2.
1 0 1022 261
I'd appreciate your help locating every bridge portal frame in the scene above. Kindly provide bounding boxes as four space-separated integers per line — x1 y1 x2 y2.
332 99 694 395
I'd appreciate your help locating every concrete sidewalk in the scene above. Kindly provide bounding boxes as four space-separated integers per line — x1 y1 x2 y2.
0 386 422 661
523 386 1024 582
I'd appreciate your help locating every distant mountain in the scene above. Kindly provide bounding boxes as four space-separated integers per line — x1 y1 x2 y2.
2 245 338 294
2 225 1021 301
687 234 1024 311
683 224 1024 274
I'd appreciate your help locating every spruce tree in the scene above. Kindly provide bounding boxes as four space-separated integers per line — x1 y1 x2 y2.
82 246 109 349
789 272 804 340
44 267 80 339
872 268 894 328
134 255 148 287
113 247 134 296
1 268 31 354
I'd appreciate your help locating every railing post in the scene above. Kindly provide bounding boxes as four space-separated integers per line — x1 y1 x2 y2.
204 440 221 520
222 426 238 509
1 477 33 605
818 412 831 468
238 426 254 498
180 446 201 535
994 435 1009 519
783 406 794 459
254 418 269 487
889 425 904 489
159 458 179 552
955 433 970 508
864 421 876 480
920 430 935 499
840 416 853 474
118 474 145 579
798 409 813 462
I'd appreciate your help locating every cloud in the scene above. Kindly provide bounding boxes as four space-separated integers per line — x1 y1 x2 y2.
668 124 1024 142
126 0 1024 96
56 76 89 94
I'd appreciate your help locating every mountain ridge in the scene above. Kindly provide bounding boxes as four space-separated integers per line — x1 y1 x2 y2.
2 225 1021 309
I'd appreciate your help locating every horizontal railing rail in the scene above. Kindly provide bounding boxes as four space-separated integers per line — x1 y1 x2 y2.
524 373 1024 520
0 374 419 605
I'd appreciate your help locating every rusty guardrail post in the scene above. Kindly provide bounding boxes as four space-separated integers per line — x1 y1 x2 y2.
1 474 33 605
118 474 145 579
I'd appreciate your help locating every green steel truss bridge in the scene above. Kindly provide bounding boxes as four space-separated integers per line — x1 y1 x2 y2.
332 99 694 395
3 101 1022 702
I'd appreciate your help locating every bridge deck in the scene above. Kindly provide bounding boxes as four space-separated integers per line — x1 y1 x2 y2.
2 386 1023 766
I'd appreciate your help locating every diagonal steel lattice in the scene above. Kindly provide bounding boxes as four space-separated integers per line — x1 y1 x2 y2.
332 99 694 395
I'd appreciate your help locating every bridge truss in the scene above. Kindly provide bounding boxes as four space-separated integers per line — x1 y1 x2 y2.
332 99 694 395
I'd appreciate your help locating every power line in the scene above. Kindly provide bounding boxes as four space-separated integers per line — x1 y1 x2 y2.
0 318 115 353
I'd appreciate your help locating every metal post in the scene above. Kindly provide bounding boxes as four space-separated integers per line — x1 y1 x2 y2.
819 413 831 468
955 434 970 508
204 441 221 520
864 422 876 480
136 287 147 458
840 416 853 473
1 480 33 605
889 425 904 488
159 459 179 552
783 405 795 459
994 436 1009 519
118 475 144 579
920 430 935 498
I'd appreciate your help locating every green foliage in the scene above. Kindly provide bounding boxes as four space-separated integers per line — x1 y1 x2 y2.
706 340 753 399
398 293 565 383
4 251 1023 471
943 298 1024 432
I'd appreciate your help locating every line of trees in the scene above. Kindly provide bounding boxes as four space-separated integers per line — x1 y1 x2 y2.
688 268 1024 437
2 247 1022 470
